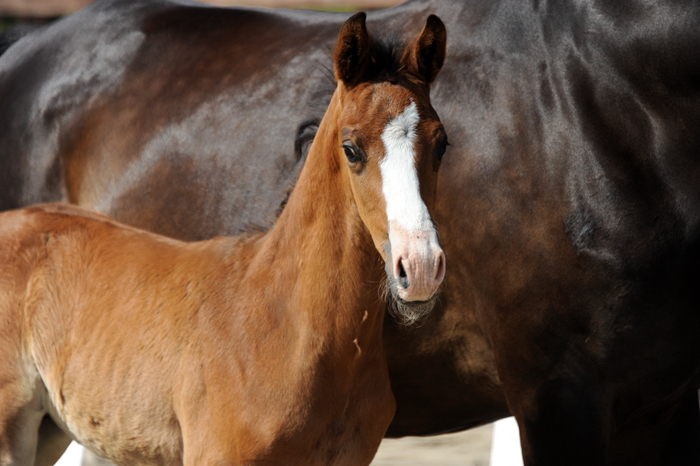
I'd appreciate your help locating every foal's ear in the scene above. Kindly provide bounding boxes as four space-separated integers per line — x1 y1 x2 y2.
406 15 447 84
334 12 370 87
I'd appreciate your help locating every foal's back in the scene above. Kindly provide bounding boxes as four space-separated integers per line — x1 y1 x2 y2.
1 204 299 464
0 204 233 464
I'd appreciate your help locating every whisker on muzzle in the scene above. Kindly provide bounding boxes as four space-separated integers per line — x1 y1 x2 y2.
382 275 440 326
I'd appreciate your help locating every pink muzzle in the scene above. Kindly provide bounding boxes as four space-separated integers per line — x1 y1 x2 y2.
388 222 445 302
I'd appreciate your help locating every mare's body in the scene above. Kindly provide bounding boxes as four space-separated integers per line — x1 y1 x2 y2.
0 14 448 466
2 0 700 464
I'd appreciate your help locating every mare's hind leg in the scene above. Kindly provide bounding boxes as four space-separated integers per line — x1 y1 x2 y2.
34 416 72 466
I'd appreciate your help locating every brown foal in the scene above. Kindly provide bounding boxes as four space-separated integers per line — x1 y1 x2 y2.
0 13 447 466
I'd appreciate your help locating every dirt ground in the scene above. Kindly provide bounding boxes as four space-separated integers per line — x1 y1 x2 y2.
371 425 493 466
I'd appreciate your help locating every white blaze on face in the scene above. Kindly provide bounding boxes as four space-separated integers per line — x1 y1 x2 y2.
379 100 432 233
379 99 445 303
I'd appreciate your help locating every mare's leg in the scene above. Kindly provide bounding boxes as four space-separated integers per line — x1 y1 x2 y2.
659 391 700 465
492 315 610 465
34 416 72 466
507 372 699 466
509 375 608 466
608 389 700 466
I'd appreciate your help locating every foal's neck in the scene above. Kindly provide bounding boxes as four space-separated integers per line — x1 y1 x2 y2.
246 92 385 341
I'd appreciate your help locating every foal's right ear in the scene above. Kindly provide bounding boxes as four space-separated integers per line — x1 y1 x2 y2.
334 12 370 88
407 15 447 84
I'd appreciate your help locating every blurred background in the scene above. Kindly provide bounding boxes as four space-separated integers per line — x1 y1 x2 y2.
0 0 399 28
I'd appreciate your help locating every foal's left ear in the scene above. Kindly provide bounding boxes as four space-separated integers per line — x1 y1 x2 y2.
334 12 370 87
406 15 447 84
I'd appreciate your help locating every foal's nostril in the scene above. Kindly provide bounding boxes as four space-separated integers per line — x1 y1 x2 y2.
397 261 410 289
435 253 445 283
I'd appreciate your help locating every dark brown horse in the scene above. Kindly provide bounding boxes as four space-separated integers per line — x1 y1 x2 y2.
1 0 700 465
0 13 447 465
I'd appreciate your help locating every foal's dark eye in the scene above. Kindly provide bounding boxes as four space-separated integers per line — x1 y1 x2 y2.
343 145 362 164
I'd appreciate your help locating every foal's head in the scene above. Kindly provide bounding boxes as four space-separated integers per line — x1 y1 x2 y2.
332 13 447 325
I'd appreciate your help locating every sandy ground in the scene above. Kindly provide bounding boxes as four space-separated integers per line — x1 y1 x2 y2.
371 425 494 466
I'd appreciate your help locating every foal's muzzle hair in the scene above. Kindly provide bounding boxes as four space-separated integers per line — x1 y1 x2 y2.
381 274 439 326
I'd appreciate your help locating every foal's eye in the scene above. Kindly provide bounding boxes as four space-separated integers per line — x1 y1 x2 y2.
343 145 362 164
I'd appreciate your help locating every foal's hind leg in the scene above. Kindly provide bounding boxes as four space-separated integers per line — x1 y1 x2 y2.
0 381 46 466
33 416 72 466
